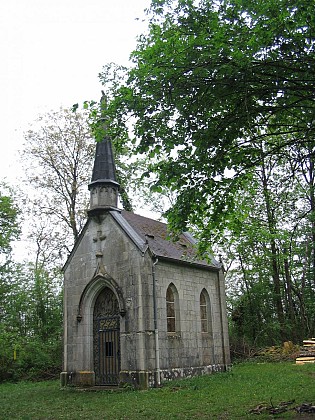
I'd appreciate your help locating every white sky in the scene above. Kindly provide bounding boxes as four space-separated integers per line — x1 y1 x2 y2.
0 0 150 186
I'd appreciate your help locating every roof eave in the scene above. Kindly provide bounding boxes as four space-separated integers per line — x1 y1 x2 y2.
151 253 221 271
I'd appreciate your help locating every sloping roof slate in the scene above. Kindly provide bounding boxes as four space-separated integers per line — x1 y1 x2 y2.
117 210 219 269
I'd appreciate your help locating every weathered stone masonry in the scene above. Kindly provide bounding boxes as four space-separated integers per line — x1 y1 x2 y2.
61 137 230 389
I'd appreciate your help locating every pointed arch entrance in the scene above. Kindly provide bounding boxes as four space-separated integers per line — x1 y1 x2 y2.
93 287 120 385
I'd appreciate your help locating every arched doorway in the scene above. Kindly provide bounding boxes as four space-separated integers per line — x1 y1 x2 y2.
93 287 120 385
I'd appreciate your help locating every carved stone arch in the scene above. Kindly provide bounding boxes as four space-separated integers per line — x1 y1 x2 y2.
78 274 126 321
76 274 126 374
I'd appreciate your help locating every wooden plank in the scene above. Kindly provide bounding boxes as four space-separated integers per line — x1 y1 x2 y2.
296 360 315 365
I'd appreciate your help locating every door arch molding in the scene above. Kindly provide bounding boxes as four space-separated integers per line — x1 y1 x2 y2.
78 274 126 321
76 274 125 375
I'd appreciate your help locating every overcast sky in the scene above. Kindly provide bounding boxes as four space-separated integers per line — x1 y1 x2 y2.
0 0 150 185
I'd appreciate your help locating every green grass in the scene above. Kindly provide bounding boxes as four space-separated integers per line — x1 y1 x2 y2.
1 362 314 419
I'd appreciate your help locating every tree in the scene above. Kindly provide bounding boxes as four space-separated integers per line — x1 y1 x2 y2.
222 143 315 348
0 184 20 260
99 0 315 244
0 184 20 319
96 1 315 348
0 190 63 381
0 261 63 381
23 108 95 248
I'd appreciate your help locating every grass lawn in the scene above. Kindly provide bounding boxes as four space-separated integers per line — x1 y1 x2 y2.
1 362 314 419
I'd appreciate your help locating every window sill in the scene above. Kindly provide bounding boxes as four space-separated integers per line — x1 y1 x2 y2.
167 332 181 339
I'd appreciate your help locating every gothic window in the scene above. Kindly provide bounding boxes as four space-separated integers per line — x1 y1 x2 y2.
166 283 179 333
166 286 175 332
200 289 211 333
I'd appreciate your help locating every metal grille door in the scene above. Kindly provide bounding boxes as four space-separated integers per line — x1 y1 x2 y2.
93 287 120 386
96 316 120 385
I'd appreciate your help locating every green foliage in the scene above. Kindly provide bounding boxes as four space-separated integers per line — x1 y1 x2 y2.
0 185 20 258
99 0 315 243
0 332 62 382
0 263 62 382
224 147 315 349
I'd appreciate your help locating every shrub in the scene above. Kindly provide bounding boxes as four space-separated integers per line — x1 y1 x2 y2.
0 334 62 382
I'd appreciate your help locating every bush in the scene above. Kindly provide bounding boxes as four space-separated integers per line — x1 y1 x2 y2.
16 338 62 380
0 334 62 382
0 331 17 382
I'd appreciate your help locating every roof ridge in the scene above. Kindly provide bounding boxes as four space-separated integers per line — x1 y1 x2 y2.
121 209 167 226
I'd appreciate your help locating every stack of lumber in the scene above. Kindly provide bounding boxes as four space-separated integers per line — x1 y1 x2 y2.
296 338 315 364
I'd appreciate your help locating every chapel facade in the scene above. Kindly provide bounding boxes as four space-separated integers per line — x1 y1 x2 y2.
60 137 230 389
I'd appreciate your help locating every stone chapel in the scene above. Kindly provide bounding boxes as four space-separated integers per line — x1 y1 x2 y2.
61 136 230 389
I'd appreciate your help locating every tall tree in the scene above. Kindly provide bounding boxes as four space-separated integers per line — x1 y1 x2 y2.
99 0 315 244
0 183 20 325
96 0 315 347
23 108 95 246
224 145 315 347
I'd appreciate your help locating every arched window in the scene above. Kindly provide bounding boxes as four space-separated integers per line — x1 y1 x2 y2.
166 284 179 333
200 289 211 333
166 286 175 332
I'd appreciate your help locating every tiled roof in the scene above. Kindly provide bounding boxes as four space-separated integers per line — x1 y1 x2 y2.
120 210 219 269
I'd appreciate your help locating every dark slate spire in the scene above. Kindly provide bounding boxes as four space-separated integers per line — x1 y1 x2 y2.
88 137 120 214
90 137 118 185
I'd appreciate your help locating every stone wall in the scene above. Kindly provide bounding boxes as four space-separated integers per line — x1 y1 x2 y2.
62 212 230 389
154 261 230 371
63 213 157 380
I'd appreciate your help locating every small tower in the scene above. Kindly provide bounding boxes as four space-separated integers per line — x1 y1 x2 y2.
88 137 120 215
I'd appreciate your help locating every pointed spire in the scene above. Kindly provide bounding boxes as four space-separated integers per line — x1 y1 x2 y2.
90 137 118 185
88 137 120 215
88 93 120 215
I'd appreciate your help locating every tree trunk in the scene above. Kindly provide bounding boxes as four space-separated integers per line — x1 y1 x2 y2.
260 158 286 342
283 250 297 342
